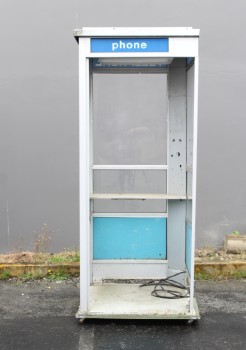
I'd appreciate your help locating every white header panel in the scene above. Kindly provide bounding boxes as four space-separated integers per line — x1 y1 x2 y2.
74 27 200 38
78 37 199 58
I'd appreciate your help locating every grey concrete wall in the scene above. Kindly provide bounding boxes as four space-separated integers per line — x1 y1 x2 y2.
0 0 246 252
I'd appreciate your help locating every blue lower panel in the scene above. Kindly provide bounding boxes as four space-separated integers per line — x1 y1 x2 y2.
186 223 192 275
93 217 167 259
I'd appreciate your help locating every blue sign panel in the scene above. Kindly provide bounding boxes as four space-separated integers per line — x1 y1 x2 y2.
91 38 168 53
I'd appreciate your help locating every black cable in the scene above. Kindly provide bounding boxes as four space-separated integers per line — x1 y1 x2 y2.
139 271 190 299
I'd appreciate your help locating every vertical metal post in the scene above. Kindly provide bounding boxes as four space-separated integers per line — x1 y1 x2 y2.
189 56 199 312
79 39 90 314
167 59 187 280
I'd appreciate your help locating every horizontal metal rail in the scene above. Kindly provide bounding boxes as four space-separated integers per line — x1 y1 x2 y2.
92 165 168 170
90 193 186 200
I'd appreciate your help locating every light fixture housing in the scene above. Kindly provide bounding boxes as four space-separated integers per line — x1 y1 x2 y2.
92 57 173 71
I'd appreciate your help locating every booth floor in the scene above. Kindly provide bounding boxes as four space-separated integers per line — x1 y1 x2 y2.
77 283 199 320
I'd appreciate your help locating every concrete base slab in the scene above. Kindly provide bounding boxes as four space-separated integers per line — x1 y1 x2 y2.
76 283 200 320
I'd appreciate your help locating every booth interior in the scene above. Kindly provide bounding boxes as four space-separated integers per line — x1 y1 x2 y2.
79 54 198 319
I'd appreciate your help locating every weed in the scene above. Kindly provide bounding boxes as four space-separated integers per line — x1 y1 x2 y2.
34 224 55 253
231 230 240 236
19 273 34 281
1 270 11 280
48 251 80 263
195 272 210 280
232 271 246 279
47 269 69 281
195 269 246 280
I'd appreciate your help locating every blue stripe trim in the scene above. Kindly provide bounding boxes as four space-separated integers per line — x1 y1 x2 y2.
186 222 192 275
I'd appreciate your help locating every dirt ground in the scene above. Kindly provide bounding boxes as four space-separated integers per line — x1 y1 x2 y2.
195 247 246 262
0 251 79 264
0 248 245 264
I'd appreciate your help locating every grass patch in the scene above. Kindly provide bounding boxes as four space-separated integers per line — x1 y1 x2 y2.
231 271 246 279
19 273 34 281
48 251 80 264
195 270 246 281
195 272 210 280
47 269 70 281
1 270 11 280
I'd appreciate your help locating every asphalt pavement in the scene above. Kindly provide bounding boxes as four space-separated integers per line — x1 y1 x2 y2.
0 279 245 350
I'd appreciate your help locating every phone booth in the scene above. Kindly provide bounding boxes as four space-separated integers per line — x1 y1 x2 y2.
74 27 200 322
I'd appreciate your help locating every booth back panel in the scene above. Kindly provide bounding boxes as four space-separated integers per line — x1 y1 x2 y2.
93 217 167 259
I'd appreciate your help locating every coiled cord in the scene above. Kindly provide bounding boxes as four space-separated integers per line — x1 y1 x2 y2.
139 271 190 299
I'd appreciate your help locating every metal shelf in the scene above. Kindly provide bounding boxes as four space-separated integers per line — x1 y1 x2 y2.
90 193 187 200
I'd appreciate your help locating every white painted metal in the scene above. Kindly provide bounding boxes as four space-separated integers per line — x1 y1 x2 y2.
88 50 197 58
74 29 200 60
74 27 200 38
89 60 94 286
187 63 195 200
79 41 90 314
189 57 199 312
171 38 199 57
186 165 193 173
186 62 195 289
92 165 168 170
90 193 186 200
93 213 168 218
92 260 168 282
76 27 200 320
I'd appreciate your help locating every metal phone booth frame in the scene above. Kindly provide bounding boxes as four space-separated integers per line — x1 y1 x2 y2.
74 27 200 322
